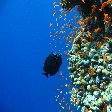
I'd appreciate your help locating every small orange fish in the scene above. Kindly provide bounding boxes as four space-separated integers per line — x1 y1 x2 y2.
103 36 109 39
82 0 85 3
103 36 109 42
66 104 70 110
75 64 78 69
88 67 94 76
69 24 72 29
101 98 105 102
90 36 94 42
91 5 96 13
80 52 86 57
49 23 53 27
102 54 108 62
92 85 98 90
82 86 85 91
105 21 110 27
71 88 76 95
54 31 58 37
76 44 80 48
60 71 62 76
101 2 107 10
107 0 112 4
74 15 77 20
85 17 90 24
80 36 83 41
94 16 97 21
64 8 71 14
103 104 108 112
94 28 101 33
71 110 74 112
87 31 91 37
52 10 56 16
77 5 81 14
96 42 102 47
103 46 108 50
71 33 76 37
80 27 83 31
77 20 85 25
104 13 111 21
80 69 84 74
84 107 89 112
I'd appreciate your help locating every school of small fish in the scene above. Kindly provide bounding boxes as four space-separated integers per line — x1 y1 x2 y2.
50 0 112 112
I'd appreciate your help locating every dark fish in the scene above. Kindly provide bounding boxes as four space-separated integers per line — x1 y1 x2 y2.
43 53 62 78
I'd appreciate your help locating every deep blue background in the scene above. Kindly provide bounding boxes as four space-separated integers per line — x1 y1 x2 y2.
0 0 81 112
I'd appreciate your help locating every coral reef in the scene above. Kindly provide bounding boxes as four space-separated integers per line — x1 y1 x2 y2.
60 0 112 111
68 33 112 111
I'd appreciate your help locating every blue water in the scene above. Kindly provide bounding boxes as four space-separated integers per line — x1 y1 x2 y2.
0 0 81 112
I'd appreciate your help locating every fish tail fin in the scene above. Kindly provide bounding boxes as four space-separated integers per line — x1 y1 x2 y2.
42 73 48 78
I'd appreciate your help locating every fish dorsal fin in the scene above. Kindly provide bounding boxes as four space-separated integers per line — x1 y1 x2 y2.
42 73 48 78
